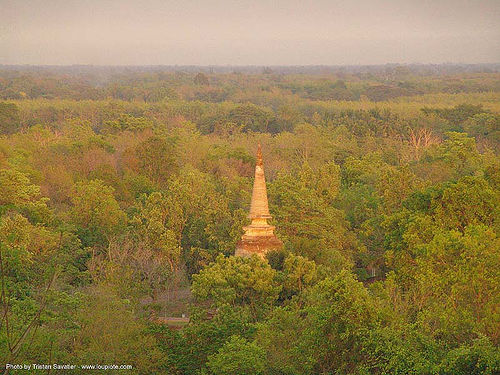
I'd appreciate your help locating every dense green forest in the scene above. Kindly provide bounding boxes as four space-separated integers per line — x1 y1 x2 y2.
0 65 499 374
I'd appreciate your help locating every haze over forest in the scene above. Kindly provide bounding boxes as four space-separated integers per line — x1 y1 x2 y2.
1 0 500 66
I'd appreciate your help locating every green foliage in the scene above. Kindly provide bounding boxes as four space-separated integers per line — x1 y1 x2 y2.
422 104 487 130
206 335 266 375
269 162 355 269
192 255 280 317
102 114 154 134
256 270 379 374
71 179 126 246
0 169 50 221
280 253 318 297
0 102 20 134
464 112 500 142
70 287 165 374
157 166 241 275
132 191 182 272
158 305 255 375
135 135 178 186
255 307 316 374
227 103 274 132
437 337 500 375
360 325 439 375
0 68 499 373
434 176 498 232
412 225 499 342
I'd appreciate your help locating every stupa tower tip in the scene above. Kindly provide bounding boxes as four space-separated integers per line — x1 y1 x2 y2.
256 143 263 166
249 143 271 220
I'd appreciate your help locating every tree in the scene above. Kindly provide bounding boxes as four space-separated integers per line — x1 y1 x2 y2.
157 305 254 375
0 213 59 370
422 104 487 130
163 166 239 276
464 113 500 143
407 126 440 160
133 192 182 272
135 136 178 186
269 163 355 269
227 104 274 132
207 336 266 375
415 132 484 182
280 254 318 298
192 255 280 319
434 176 498 232
125 191 182 300
70 286 165 374
376 165 421 214
437 337 500 375
383 176 499 344
363 84 410 102
0 102 20 135
411 225 499 343
194 72 210 86
257 270 378 374
71 179 126 246
0 169 50 222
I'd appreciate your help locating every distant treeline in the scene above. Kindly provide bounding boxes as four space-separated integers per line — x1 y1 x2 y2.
1 64 499 103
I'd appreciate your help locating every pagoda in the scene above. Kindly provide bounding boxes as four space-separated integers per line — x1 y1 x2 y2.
235 144 283 258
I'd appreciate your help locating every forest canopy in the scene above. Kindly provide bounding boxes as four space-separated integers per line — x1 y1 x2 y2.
0 64 499 374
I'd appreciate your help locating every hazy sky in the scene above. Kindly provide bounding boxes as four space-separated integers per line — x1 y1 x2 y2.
1 0 499 65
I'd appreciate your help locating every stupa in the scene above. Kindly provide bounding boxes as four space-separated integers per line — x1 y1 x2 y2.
235 144 283 258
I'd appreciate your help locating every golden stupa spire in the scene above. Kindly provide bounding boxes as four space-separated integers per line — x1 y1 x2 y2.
256 143 263 166
236 143 282 258
249 143 271 220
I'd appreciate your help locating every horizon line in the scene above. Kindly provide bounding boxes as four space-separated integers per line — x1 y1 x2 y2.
1 62 499 68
